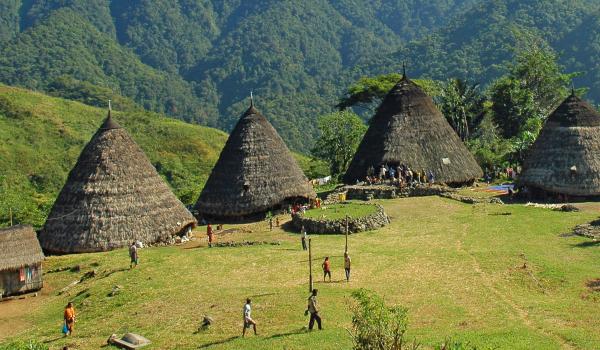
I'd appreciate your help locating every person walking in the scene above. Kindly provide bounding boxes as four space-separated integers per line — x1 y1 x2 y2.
269 217 273 231
306 289 322 330
242 298 257 337
129 242 138 269
63 302 76 336
301 225 308 250
322 257 331 282
207 223 214 248
344 252 351 282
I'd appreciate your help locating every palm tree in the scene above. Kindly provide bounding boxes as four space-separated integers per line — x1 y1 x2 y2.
438 78 485 141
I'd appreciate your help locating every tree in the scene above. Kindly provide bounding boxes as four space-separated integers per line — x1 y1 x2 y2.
311 111 367 178
437 78 485 141
349 289 418 350
337 74 442 114
490 40 574 140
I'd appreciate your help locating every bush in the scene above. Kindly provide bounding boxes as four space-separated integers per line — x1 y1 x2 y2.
349 289 419 350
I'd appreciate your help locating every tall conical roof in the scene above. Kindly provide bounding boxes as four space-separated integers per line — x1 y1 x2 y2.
39 110 197 254
194 102 315 220
343 75 482 184
519 94 600 196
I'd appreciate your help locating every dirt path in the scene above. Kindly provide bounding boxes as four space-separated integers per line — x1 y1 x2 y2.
0 294 41 341
455 224 576 350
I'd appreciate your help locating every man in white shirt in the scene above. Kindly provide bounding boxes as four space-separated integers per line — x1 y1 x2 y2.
242 298 257 337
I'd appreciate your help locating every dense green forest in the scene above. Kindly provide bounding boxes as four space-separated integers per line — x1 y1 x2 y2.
3 0 599 152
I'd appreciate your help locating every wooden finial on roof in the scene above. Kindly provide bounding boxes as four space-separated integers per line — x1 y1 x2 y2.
250 91 254 107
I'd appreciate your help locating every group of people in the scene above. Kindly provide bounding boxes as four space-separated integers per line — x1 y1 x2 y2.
242 288 324 336
483 165 521 183
62 214 346 341
365 164 434 187
321 253 352 282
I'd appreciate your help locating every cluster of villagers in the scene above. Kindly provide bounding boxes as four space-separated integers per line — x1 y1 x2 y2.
364 163 435 187
4 71 600 343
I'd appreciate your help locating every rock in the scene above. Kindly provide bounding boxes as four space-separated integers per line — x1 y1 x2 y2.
199 315 214 330
489 197 504 204
79 269 97 282
107 334 118 344
555 204 579 212
108 285 123 297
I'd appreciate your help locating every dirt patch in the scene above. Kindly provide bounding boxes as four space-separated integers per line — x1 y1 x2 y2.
0 294 41 341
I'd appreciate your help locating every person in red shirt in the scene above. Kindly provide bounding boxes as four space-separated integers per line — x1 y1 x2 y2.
322 257 331 282
207 223 214 248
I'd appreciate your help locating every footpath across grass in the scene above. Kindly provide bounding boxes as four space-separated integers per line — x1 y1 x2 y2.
1 196 599 349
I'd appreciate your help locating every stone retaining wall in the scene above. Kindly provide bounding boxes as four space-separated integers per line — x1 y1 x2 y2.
292 204 390 234
326 184 503 205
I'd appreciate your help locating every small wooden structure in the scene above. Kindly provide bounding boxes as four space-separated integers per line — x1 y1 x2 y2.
0 225 44 297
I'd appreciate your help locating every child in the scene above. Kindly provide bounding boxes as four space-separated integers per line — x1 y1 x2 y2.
322 257 331 282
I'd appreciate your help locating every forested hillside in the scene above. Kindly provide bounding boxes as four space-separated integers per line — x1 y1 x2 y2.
1 0 600 151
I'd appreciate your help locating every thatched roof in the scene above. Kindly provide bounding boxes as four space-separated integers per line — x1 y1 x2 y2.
519 93 600 196
0 225 44 270
344 74 482 185
195 101 315 219
39 110 197 254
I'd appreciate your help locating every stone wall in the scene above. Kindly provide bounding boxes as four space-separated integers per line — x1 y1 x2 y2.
292 204 389 234
326 184 504 205
341 184 453 201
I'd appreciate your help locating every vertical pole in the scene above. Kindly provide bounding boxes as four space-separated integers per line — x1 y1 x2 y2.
345 215 349 254
9 207 12 227
308 238 313 293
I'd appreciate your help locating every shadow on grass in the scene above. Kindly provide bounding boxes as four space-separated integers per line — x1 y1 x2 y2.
315 279 348 284
42 335 64 343
280 221 299 234
249 292 278 298
198 336 239 348
572 240 600 248
298 255 344 263
265 327 306 339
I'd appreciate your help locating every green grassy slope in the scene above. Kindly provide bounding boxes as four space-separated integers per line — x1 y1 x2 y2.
0 84 326 228
1 197 598 349
0 84 228 227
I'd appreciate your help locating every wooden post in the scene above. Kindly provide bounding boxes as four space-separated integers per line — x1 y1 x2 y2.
345 215 349 254
9 207 12 227
308 238 313 292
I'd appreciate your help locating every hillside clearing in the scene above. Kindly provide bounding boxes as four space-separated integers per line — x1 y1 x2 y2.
1 196 599 350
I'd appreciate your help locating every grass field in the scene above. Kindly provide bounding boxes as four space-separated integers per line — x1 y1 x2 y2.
1 196 599 350
303 203 378 220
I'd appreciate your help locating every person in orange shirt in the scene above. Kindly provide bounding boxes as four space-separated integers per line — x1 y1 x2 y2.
207 223 214 248
322 257 331 282
64 302 76 336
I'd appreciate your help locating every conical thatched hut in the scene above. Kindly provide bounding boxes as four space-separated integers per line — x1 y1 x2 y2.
0 225 44 297
195 100 316 221
344 74 482 185
518 93 600 197
39 109 197 254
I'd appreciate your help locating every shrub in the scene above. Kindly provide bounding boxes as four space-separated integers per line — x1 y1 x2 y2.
349 289 419 350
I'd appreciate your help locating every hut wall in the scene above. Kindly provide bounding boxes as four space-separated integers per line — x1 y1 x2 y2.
0 263 43 297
